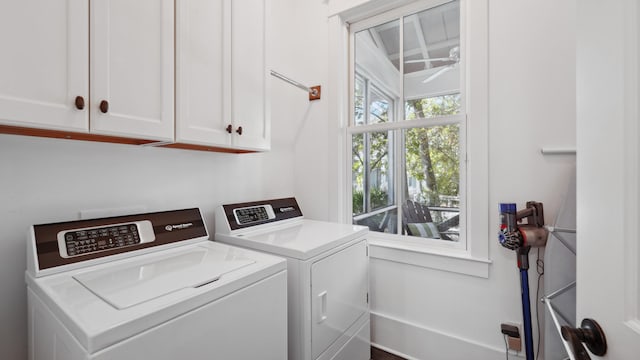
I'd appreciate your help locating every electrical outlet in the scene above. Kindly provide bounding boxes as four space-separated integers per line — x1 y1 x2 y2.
500 323 521 338
507 336 522 351
500 322 522 352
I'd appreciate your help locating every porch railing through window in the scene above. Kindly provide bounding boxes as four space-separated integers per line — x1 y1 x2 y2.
352 202 460 241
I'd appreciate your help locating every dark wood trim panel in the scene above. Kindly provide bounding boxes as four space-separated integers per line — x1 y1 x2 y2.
0 124 257 154
0 124 156 145
161 142 254 154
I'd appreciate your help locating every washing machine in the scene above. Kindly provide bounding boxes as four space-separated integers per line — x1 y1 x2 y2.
215 197 370 360
25 208 287 360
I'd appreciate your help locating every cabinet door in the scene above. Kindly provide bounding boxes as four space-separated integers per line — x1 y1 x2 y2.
230 0 270 151
90 0 174 141
311 241 368 359
175 0 231 147
0 0 88 131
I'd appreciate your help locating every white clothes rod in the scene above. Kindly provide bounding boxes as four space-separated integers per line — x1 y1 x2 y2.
544 298 577 360
545 226 576 234
270 70 321 101
545 226 577 255
545 281 576 301
540 148 576 155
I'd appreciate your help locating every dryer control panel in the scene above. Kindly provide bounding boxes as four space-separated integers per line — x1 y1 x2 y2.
233 206 276 226
220 197 303 231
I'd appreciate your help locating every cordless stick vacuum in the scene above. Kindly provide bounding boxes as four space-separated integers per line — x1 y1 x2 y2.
499 202 548 360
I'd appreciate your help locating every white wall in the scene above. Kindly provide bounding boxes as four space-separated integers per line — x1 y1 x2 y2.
270 0 333 220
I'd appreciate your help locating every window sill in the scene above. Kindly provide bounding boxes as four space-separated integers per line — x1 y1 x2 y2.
367 233 492 278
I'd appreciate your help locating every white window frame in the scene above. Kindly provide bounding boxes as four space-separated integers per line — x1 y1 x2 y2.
327 0 490 278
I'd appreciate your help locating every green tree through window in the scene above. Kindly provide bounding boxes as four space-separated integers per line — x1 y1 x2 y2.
405 95 460 210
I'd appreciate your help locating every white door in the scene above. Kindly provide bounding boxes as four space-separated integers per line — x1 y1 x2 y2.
0 0 88 132
576 0 640 358
90 0 174 141
230 0 270 151
311 240 368 359
175 0 231 147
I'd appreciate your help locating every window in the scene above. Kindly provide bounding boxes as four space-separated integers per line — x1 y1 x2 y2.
330 0 488 276
349 0 465 246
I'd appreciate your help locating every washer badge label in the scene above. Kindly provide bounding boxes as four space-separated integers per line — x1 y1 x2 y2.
165 223 194 231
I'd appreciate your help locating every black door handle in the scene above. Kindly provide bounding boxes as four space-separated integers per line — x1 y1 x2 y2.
561 318 607 359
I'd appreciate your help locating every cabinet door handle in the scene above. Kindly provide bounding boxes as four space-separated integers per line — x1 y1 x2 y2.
99 100 109 114
226 124 233 134
74 96 85 110
236 126 243 135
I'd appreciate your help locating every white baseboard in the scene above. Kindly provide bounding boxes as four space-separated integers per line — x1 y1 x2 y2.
371 312 525 360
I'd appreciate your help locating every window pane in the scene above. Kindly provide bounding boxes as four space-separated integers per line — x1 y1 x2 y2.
403 1 460 114
352 133 365 214
354 76 365 125
369 86 393 124
403 125 460 241
354 19 400 125
405 93 461 120
352 131 398 234
368 131 394 211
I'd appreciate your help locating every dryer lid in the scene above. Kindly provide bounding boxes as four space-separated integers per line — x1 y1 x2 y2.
73 246 255 309
217 219 368 260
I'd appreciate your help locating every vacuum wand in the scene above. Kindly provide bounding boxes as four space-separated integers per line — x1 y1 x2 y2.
499 202 548 360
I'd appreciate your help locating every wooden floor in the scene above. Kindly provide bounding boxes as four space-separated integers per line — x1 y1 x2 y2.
371 346 406 360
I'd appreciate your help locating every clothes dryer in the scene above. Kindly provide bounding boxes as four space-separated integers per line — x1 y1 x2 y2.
215 197 370 360
26 208 287 360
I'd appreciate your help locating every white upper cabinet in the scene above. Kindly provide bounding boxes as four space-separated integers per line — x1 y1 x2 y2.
1 0 269 151
90 0 174 141
0 0 174 141
230 0 270 150
176 0 270 151
176 0 229 147
0 0 88 132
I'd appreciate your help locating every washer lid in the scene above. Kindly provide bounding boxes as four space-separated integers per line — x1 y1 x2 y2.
26 241 286 354
74 247 254 309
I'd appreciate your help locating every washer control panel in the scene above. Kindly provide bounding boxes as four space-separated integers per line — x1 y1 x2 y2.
57 221 155 258
30 208 208 274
